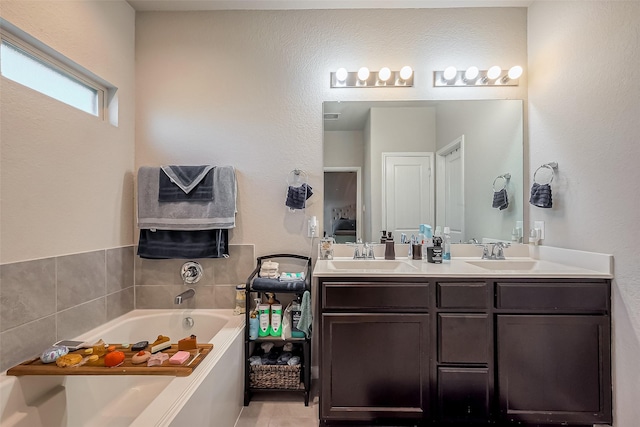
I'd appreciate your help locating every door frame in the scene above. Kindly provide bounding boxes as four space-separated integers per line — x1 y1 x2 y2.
381 152 435 234
436 135 465 240
323 166 362 241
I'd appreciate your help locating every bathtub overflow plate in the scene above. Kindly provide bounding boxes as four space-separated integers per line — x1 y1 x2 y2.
184 316 195 329
181 261 203 284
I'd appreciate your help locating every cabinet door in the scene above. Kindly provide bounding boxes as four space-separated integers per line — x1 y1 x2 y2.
497 315 612 425
321 313 430 423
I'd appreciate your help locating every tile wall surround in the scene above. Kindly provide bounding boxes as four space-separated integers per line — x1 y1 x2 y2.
134 244 256 310
0 246 135 372
0 244 256 372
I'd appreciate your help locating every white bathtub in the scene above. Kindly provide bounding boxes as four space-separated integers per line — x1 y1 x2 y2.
0 309 245 427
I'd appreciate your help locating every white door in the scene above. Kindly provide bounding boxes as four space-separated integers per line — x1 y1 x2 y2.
436 136 465 243
382 153 434 239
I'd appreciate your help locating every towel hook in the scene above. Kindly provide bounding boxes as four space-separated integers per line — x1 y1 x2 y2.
492 173 511 192
533 162 558 185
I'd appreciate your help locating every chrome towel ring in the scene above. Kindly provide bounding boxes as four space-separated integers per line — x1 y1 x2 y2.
533 162 558 185
492 173 511 192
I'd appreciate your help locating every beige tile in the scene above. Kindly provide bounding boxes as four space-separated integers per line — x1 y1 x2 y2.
106 287 134 320
214 244 255 284
0 316 57 372
136 285 196 309
234 417 271 427
57 297 107 340
267 417 318 427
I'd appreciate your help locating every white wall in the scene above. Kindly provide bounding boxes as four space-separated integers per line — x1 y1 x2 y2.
135 8 527 256
528 2 640 425
436 100 523 242
323 131 364 168
0 1 136 263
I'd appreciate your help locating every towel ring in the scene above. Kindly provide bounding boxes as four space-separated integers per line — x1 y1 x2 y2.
287 169 308 187
492 173 511 192
533 162 557 185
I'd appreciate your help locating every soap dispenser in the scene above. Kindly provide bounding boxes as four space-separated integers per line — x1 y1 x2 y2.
384 232 395 260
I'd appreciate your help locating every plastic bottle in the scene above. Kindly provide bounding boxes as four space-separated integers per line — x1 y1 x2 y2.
290 296 305 338
384 232 395 260
419 224 433 262
443 226 451 261
258 303 270 337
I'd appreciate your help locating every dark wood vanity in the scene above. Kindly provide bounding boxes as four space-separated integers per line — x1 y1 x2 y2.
317 276 612 426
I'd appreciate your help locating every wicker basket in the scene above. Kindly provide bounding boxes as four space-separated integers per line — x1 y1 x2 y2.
249 364 303 390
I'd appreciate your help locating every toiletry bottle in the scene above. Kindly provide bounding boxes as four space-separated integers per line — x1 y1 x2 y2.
258 303 270 337
420 224 433 262
384 232 395 260
427 236 443 263
269 304 283 337
442 226 451 261
290 296 305 338
380 230 387 244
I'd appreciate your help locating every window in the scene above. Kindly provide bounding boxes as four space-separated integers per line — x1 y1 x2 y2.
1 27 113 121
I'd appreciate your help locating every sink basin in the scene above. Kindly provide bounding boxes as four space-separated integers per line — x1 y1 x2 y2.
465 260 539 271
327 259 418 272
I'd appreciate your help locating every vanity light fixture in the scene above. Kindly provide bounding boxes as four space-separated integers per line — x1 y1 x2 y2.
434 64 523 87
330 66 414 88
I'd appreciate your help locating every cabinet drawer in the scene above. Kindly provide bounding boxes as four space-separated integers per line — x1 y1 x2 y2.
322 282 429 311
496 282 609 312
438 314 490 364
438 367 491 422
438 282 488 309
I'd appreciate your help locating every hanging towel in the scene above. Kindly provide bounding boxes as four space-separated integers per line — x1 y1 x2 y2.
137 229 229 259
159 165 214 201
492 188 509 210
137 166 237 230
285 183 313 210
529 183 553 208
297 290 312 338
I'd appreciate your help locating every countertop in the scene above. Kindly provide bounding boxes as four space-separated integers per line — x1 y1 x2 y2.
312 244 613 279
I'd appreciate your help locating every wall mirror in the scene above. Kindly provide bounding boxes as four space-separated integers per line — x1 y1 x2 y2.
323 99 523 244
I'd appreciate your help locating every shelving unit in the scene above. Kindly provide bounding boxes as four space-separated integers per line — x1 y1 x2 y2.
243 254 312 406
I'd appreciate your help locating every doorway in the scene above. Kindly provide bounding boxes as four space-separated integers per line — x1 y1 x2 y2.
323 167 362 243
436 135 465 243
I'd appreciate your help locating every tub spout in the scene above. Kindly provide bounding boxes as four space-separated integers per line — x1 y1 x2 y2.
175 288 195 305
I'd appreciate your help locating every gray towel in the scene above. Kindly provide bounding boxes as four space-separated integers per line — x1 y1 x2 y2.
297 290 312 338
529 183 552 208
159 165 214 201
137 166 237 230
492 189 509 210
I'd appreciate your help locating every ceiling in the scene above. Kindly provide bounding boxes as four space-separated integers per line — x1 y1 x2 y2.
127 0 533 12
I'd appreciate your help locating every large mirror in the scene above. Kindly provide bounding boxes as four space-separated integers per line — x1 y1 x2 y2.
323 99 523 244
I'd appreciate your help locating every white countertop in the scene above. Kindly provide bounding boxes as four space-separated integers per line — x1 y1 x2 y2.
312 244 613 279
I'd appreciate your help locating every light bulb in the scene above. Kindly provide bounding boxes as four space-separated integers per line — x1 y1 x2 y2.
335 67 348 82
378 67 391 82
508 65 523 80
443 66 457 81
357 67 370 81
399 65 413 81
487 66 502 80
464 66 479 81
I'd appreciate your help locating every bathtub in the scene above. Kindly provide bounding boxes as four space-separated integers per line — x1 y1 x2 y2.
0 309 245 427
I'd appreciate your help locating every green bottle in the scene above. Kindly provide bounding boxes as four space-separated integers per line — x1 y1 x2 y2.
269 304 283 336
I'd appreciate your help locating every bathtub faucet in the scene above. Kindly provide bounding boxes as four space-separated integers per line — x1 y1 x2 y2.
175 288 195 305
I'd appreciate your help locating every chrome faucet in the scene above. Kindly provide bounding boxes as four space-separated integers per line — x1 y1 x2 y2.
175 288 195 304
352 242 376 259
478 242 510 260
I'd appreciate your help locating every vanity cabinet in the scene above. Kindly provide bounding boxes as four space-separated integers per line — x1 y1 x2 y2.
495 281 612 425
317 276 612 427
319 279 431 424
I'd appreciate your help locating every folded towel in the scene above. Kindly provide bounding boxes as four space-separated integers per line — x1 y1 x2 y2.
159 166 214 201
492 188 509 210
137 166 237 230
297 290 312 338
252 278 306 292
137 228 229 259
529 183 553 208
285 183 313 210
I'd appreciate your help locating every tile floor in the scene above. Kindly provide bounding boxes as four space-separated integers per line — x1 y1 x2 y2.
235 384 320 427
